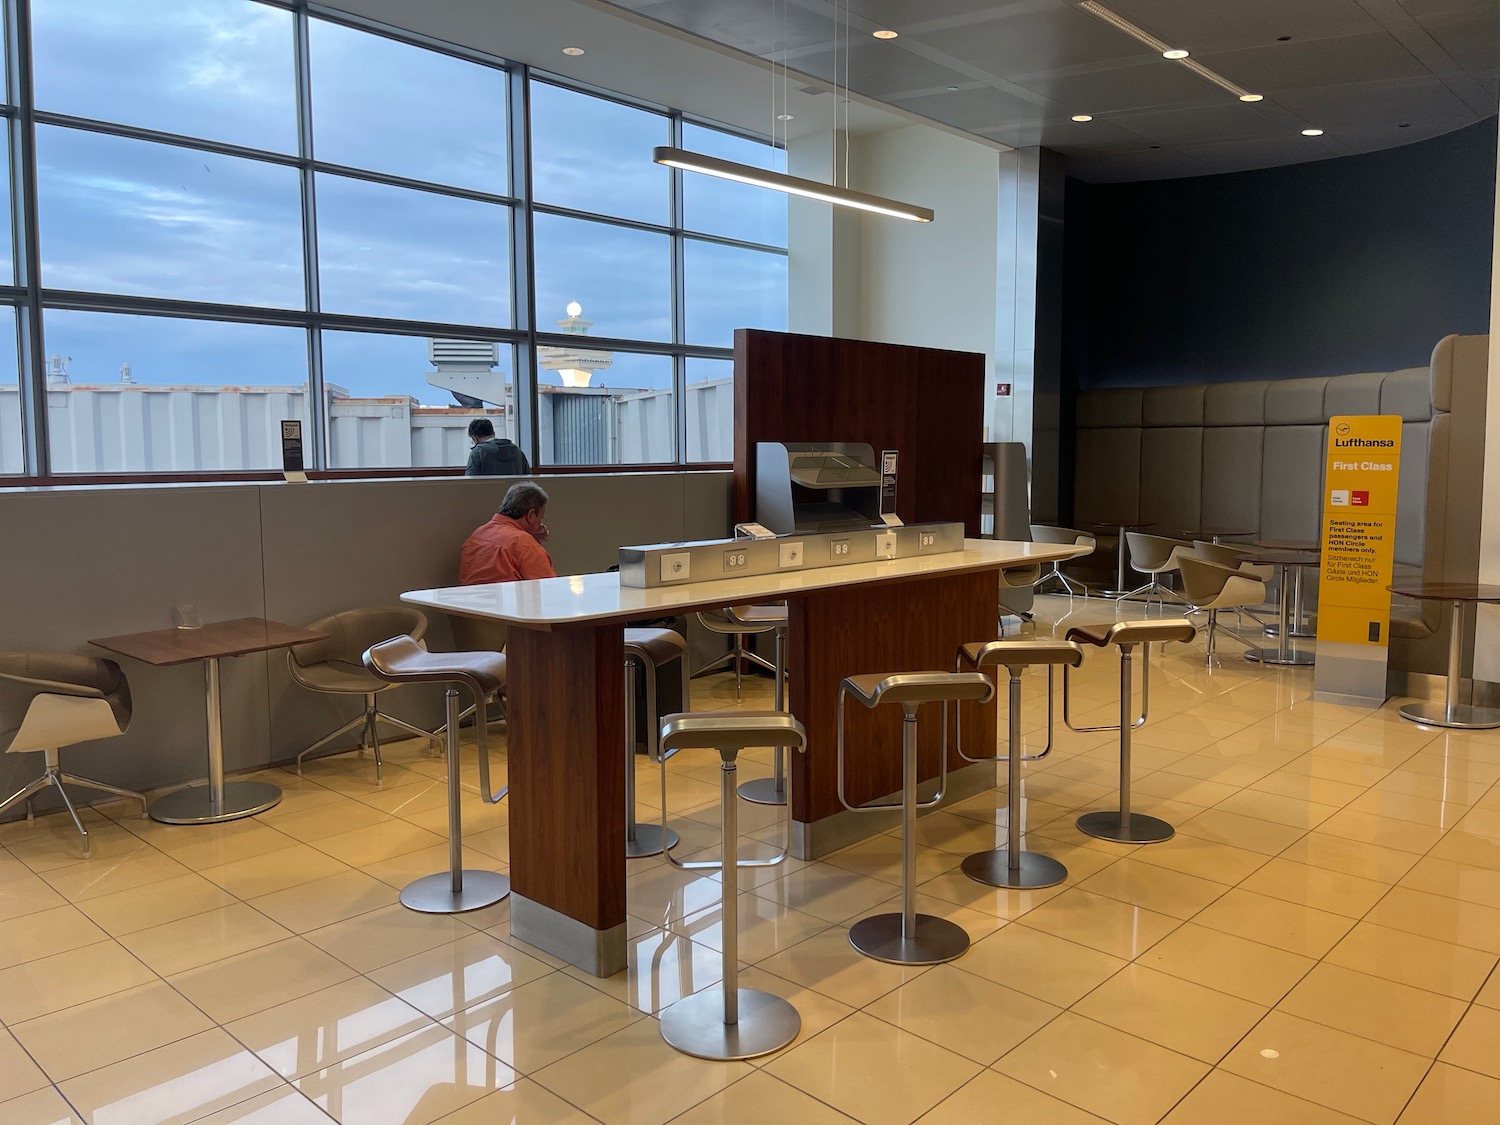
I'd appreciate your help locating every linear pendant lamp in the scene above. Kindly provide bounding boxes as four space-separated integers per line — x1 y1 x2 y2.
652 146 934 223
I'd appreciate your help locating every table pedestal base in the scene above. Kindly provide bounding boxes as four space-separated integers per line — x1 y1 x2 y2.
149 780 282 825
1399 701 1500 730
1245 648 1315 668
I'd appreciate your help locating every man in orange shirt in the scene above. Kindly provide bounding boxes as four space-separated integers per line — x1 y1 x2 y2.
459 481 557 584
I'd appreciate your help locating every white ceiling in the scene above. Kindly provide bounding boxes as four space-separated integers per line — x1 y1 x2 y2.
597 0 1499 181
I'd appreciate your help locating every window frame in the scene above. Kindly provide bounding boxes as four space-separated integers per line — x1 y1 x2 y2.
1 0 784 484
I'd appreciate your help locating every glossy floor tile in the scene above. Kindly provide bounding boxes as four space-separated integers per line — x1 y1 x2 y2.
0 636 1497 1125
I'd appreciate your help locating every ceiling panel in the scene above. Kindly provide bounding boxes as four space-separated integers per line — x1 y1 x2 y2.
1201 33 1431 92
596 0 1499 181
1105 0 1380 50
790 41 980 98
1008 58 1228 113
920 5 1148 75
628 0 835 55
1421 12 1500 73
1103 102 1295 145
1275 77 1480 130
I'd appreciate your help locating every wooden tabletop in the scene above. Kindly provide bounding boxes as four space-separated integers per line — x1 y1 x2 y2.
91 617 327 666
1387 582 1500 603
1181 528 1255 541
1090 520 1155 531
1234 547 1322 566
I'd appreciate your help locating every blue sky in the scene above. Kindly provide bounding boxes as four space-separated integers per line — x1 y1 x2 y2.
24 0 787 403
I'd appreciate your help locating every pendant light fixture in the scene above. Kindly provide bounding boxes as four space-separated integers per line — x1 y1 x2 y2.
651 0 934 223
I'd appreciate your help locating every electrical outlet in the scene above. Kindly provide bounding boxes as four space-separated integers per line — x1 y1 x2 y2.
875 532 898 558
830 539 851 559
779 541 804 567
723 549 748 571
918 531 937 550
659 552 691 583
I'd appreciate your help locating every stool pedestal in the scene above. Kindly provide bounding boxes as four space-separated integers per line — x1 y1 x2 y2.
401 684 509 914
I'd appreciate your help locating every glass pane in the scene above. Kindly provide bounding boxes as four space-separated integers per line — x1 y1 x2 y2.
32 0 296 153
0 122 12 285
310 18 508 192
530 82 668 224
323 330 514 470
539 351 673 466
36 126 304 308
41 310 308 473
0 309 19 474
685 357 731 464
681 123 787 246
533 214 670 342
683 241 787 348
315 173 511 326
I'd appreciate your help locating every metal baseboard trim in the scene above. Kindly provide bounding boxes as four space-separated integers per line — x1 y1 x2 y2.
510 894 626 977
791 761 996 861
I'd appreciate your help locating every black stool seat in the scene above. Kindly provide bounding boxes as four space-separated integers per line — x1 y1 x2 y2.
624 628 688 664
364 636 506 697
960 638 1085 669
1067 620 1195 648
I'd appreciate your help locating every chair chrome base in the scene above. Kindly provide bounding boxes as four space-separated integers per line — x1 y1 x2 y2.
400 869 510 914
848 913 970 965
150 781 282 825
961 849 1068 889
659 989 800 1060
625 823 678 859
1399 701 1500 730
736 776 787 806
1076 810 1174 844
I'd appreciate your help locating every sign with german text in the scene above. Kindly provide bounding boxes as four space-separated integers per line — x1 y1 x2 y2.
1316 416 1402 649
880 449 898 520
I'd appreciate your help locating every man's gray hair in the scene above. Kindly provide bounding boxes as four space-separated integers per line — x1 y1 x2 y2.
499 481 549 519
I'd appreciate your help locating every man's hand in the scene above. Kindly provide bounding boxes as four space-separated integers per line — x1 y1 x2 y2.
536 522 551 544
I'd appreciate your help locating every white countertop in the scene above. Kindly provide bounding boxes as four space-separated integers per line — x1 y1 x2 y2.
403 538 1085 628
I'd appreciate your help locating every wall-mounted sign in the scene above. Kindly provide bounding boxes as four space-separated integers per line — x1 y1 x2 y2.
1313 414 1402 703
995 383 1012 397
879 449 900 525
281 420 307 483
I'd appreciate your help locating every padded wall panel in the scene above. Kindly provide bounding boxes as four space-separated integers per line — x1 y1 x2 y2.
1201 426 1264 534
1203 381 1268 426
1076 388 1143 428
1139 428 1203 534
1260 426 1325 543
1323 372 1385 417
1264 377 1328 425
1142 386 1205 428
1381 368 1433 421
1394 423 1429 568
1073 427 1141 526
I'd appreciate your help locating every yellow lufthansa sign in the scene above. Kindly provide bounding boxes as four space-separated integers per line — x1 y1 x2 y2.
1316 415 1403 647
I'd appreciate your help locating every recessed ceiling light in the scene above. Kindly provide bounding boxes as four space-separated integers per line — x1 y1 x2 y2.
1163 48 1189 59
872 29 898 40
1071 114 1094 122
562 46 585 56
1239 93 1264 102
1301 128 1324 136
1277 35 1292 42
1398 122 1410 128
946 85 960 91
776 113 794 121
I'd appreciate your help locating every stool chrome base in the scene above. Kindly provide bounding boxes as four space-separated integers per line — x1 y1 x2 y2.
736 777 787 806
625 823 679 859
659 988 800 1060
150 781 282 825
848 913 970 965
1399 701 1500 730
400 870 510 914
961 849 1067 890
1076 810 1174 844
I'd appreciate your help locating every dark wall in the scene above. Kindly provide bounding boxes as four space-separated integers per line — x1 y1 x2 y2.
1064 119 1496 390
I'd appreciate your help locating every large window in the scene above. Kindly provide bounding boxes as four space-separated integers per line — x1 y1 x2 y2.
2 0 786 478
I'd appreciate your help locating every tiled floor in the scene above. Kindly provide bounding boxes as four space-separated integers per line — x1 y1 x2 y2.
3 595 1500 1123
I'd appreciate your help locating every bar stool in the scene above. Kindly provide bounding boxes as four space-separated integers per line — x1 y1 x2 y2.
956 638 1084 888
363 637 509 914
724 604 789 806
656 711 807 1060
838 670 995 965
1063 619 1196 844
624 627 688 859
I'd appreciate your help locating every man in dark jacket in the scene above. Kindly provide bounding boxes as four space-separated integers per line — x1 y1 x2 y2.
464 418 531 476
